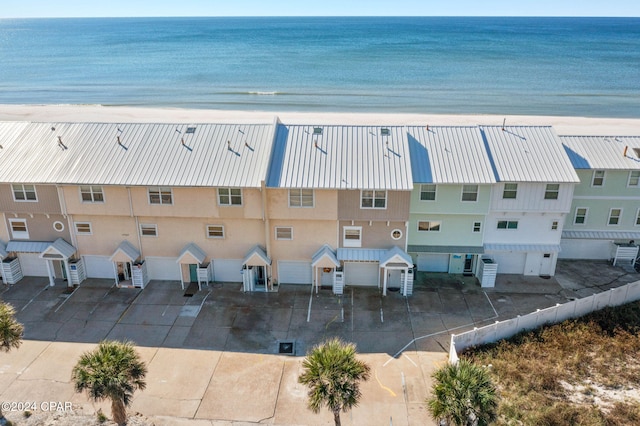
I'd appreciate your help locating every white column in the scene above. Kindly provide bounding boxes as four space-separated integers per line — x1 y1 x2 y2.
402 267 408 297
113 262 119 287
382 267 387 296
179 264 185 290
46 260 55 287
64 260 73 288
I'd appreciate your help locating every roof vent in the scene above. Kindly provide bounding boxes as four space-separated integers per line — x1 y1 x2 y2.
380 128 390 136
186 127 196 134
313 127 323 135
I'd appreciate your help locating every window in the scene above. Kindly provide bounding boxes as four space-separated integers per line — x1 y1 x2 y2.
218 188 242 206
74 222 92 235
289 189 314 207
361 190 386 209
544 184 560 200
502 183 518 199
574 208 588 225
140 224 158 237
343 226 362 248
206 225 224 239
472 221 482 233
9 219 28 239
628 171 640 187
592 170 605 186
275 226 293 240
420 184 436 201
148 187 172 205
418 221 441 232
497 220 518 230
636 209 640 226
12 184 37 202
80 186 104 203
391 229 403 240
462 185 478 202
608 208 622 226
551 220 559 231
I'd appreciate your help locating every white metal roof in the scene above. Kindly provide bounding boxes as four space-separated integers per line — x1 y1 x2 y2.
0 122 276 187
379 246 412 267
311 244 340 267
407 126 496 184
267 124 413 190
480 126 579 183
177 243 207 264
562 230 640 240
6 241 51 253
560 136 640 170
42 238 77 259
243 245 271 266
484 243 561 253
110 240 141 262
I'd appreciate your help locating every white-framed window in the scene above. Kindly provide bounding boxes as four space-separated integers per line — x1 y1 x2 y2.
636 208 640 226
343 226 362 248
140 223 158 237
12 184 37 202
53 221 65 232
391 229 403 240
218 188 242 206
502 183 517 199
206 225 225 239
148 187 172 205
289 189 314 207
497 220 518 230
551 220 559 231
574 207 588 225
80 185 104 203
361 190 386 209
592 170 605 187
275 226 293 240
461 185 478 202
608 208 622 226
628 171 640 187
418 221 441 232
472 221 482 233
420 184 436 201
544 184 560 200
74 222 92 235
8 219 28 239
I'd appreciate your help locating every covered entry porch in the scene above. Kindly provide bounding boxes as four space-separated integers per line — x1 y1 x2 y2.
176 243 212 291
242 245 272 292
311 244 340 294
110 240 149 288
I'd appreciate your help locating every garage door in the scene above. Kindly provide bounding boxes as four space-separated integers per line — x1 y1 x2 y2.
344 262 379 287
146 256 181 281
490 252 527 274
214 259 243 282
417 254 450 272
559 239 611 260
83 255 114 278
278 261 312 284
18 253 49 277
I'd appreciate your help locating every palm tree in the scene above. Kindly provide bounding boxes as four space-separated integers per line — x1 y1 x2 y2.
0 302 24 426
72 340 147 426
427 359 498 426
298 338 371 426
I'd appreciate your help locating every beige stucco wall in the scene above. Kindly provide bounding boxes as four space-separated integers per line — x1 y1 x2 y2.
338 190 410 221
3 213 71 242
266 188 337 220
62 185 131 216
70 215 138 255
269 219 337 260
0 184 62 214
339 220 406 249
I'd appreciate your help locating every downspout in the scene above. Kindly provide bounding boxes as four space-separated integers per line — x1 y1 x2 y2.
128 187 142 257
57 185 77 248
261 180 272 287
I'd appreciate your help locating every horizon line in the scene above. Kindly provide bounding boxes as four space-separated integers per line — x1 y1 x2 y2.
1 15 639 19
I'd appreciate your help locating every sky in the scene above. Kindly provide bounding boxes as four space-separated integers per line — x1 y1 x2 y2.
2 0 639 18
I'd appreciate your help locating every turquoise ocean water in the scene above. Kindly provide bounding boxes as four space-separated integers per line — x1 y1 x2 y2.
0 17 639 117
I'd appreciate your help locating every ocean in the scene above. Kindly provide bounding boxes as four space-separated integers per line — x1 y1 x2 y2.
0 17 639 117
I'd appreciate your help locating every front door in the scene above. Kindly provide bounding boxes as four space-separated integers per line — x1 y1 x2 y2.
387 269 402 289
539 253 553 276
464 254 475 275
189 264 198 283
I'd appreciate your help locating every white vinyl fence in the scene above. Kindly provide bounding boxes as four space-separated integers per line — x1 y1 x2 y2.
450 280 640 363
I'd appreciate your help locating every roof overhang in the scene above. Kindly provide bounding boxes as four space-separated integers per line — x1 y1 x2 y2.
7 241 51 254
311 244 340 268
408 245 484 254
562 230 640 241
243 245 271 266
379 246 412 267
110 240 141 262
484 243 561 253
337 248 386 262
176 243 207 265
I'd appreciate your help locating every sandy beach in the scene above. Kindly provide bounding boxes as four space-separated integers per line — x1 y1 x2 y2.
0 104 638 136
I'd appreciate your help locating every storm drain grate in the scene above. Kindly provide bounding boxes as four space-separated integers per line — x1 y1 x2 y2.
278 341 295 355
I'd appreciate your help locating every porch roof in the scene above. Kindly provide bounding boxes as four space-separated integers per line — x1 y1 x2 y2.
243 245 271 266
337 248 387 262
110 240 141 262
40 238 76 259
562 230 640 241
176 243 207 265
379 246 412 267
6 241 51 253
484 243 562 253
408 245 484 254
311 244 340 268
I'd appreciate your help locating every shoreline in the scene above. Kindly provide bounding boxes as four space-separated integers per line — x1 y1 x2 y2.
0 104 638 135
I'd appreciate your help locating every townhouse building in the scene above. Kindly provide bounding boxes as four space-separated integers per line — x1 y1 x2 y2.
559 136 640 264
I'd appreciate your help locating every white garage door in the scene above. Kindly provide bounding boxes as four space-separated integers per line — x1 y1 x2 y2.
559 239 611 260
491 252 527 274
278 261 312 284
18 253 49 277
344 262 379 287
83 255 114 278
417 254 450 272
214 259 243 282
146 256 181 281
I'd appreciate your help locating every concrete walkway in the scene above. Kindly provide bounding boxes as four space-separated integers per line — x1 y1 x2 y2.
1 260 637 425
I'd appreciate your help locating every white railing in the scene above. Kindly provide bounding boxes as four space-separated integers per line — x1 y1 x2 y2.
450 280 640 363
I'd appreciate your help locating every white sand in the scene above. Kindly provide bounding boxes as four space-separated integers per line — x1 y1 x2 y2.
0 104 639 135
